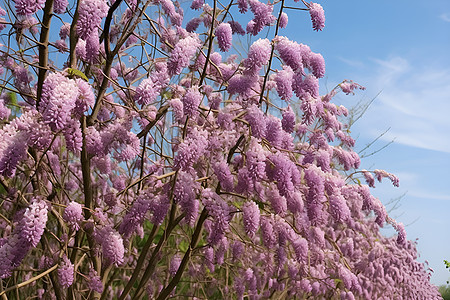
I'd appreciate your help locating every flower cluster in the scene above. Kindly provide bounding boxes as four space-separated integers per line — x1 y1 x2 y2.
0 0 440 299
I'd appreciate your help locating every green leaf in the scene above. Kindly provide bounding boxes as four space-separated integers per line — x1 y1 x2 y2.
66 68 89 81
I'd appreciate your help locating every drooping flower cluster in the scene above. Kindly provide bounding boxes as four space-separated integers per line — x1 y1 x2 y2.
76 0 109 40
0 0 440 299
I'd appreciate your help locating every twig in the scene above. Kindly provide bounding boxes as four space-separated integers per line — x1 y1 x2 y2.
36 0 54 109
0 265 58 297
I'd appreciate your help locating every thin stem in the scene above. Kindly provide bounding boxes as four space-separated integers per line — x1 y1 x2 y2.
199 0 217 86
259 0 286 106
36 0 54 109
156 208 208 300
117 224 159 300
0 265 58 297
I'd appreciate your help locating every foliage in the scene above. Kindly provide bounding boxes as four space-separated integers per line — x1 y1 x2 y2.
439 285 450 300
0 0 441 299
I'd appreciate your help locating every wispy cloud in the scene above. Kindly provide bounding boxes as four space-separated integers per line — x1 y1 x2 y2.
352 56 450 153
440 13 450 22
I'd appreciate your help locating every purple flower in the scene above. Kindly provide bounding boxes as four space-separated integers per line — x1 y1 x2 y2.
39 72 79 131
174 128 208 170
63 201 83 231
237 0 248 13
243 38 271 76
245 104 266 139
55 39 68 52
265 115 283 147
87 268 103 293
77 0 109 40
15 0 45 15
309 2 325 31
20 198 48 248
227 74 257 95
174 172 200 226
293 73 319 99
281 106 295 133
279 12 288 28
242 201 260 237
54 0 68 14
291 237 308 262
247 0 276 35
85 33 100 63
228 21 246 35
168 36 201 76
275 66 294 101
190 0 204 10
274 36 306 72
74 78 95 116
58 256 74 288
186 17 202 32
135 63 169 106
213 160 234 191
98 227 124 266
306 52 325 78
265 188 287 215
119 194 151 239
169 255 182 276
182 86 202 118
215 23 233 52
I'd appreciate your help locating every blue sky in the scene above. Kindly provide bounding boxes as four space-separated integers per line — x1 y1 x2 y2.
284 0 450 285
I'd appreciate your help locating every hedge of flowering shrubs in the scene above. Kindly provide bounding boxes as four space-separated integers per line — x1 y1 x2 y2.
0 0 441 298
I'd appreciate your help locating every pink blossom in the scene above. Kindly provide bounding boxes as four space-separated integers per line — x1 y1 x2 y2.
168 36 201 76
243 38 271 76
242 201 260 237
215 23 233 52
309 2 325 31
275 66 294 101
279 12 288 28
182 86 202 118
63 201 83 231
58 256 74 288
53 0 68 14
15 0 45 15
77 0 109 40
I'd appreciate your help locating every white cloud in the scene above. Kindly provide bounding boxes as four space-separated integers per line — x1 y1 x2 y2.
440 13 450 22
352 56 450 153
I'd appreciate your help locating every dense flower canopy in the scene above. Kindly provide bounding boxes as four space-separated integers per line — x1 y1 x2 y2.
0 0 441 299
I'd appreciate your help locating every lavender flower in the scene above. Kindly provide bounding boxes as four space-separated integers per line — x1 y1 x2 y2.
309 2 325 31
228 21 246 35
215 23 233 52
173 128 208 170
39 72 79 131
213 160 234 191
20 198 48 248
99 227 124 266
119 194 151 239
63 201 83 231
281 106 295 133
58 256 74 288
242 201 260 237
77 0 109 40
243 38 271 76
168 36 201 76
15 0 45 16
275 66 294 101
279 12 288 28
182 86 202 118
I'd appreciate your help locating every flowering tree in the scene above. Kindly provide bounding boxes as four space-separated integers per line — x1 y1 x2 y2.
0 0 442 298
